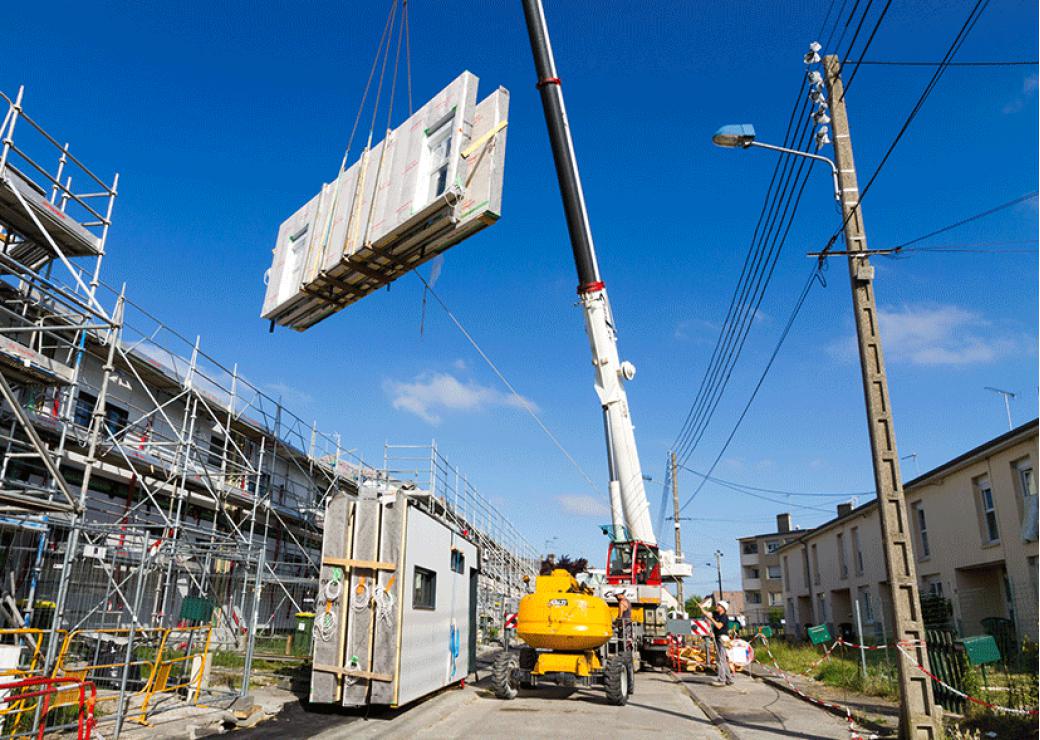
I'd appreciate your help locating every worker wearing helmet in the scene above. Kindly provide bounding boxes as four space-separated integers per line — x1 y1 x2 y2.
709 599 734 686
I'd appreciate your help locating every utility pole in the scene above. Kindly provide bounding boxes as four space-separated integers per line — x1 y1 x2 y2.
823 54 941 739
713 550 723 601
984 386 1015 431
670 451 684 608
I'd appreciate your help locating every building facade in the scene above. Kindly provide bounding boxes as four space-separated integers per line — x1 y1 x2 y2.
737 513 807 627
779 421 1038 643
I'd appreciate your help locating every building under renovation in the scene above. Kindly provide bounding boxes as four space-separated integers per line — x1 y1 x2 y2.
0 86 536 737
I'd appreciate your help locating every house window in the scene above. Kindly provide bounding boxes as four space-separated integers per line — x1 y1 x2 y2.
207 436 225 469
74 392 97 428
801 549 810 583
103 403 129 438
744 566 760 580
413 566 437 610
811 544 820 585
450 549 465 574
742 542 759 555
858 586 874 622
817 593 827 622
766 540 781 554
783 556 790 584
768 591 782 606
925 577 943 598
851 526 863 575
425 116 454 201
837 532 848 579
977 477 999 543
1014 458 1037 542
746 590 762 605
914 504 930 558
767 565 781 580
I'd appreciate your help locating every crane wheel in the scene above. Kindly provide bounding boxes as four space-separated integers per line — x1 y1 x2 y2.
492 652 520 700
604 657 630 706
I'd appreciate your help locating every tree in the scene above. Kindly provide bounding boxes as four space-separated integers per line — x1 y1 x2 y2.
539 554 589 576
685 595 706 618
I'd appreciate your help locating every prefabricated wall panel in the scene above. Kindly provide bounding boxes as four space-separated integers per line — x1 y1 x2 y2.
310 491 477 709
261 72 508 330
394 507 476 707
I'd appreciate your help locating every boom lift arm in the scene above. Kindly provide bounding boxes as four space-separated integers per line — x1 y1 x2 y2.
521 0 655 546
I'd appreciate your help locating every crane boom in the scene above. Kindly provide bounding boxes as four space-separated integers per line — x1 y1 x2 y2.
521 0 655 545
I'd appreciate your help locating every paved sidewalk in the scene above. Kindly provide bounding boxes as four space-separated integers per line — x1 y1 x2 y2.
674 669 855 739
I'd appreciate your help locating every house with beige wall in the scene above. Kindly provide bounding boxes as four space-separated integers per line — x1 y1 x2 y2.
779 420 1038 643
737 513 808 627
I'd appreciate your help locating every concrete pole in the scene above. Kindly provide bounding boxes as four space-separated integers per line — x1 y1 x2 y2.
670 451 684 609
714 550 723 601
823 54 940 739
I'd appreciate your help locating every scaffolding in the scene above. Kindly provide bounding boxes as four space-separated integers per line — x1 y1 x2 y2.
383 442 540 638
0 86 538 738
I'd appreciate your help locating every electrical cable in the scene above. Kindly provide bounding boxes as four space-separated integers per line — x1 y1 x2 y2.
819 0 992 257
412 271 602 496
887 191 1038 251
840 0 893 98
679 264 824 513
841 59 1038 67
670 84 818 467
676 151 817 466
678 465 874 498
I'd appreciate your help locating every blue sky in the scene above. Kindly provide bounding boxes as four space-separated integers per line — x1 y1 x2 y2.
5 1 1036 596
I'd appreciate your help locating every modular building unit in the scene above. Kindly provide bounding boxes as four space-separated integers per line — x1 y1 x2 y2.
262 71 508 330
310 486 478 708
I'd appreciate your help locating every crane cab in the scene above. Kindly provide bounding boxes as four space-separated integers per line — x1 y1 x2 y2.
605 540 662 587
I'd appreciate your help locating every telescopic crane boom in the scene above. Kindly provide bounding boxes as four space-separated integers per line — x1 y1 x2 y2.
521 0 655 546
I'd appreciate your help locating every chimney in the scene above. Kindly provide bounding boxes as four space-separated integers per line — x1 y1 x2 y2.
837 502 853 517
776 513 792 533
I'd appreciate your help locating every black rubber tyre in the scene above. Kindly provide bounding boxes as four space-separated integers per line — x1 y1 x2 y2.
492 652 520 700
604 657 630 706
518 647 538 687
518 647 538 671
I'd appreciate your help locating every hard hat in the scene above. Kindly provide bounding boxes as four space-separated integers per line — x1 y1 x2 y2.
718 600 730 611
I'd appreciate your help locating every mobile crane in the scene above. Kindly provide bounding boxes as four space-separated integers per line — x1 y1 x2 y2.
490 0 689 703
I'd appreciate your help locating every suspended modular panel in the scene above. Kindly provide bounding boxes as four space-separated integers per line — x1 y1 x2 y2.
261 71 508 330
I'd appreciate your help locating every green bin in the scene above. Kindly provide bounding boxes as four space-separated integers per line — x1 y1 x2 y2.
294 612 315 658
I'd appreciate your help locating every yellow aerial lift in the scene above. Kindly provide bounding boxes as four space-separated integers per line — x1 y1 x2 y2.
492 0 681 705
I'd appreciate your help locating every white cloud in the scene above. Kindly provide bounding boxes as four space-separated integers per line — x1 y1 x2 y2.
828 303 1022 366
264 381 313 407
383 371 532 424
557 494 610 517
1003 73 1038 114
675 318 720 342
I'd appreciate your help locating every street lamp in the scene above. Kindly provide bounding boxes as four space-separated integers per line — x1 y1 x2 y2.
712 123 840 201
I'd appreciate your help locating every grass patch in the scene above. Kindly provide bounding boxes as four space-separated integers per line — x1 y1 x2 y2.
763 640 899 700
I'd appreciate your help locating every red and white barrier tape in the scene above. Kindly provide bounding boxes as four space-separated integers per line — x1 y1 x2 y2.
756 637 876 740
894 644 1039 717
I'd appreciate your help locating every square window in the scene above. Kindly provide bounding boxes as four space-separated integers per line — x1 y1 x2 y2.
450 549 465 575
413 566 437 610
766 540 781 554
74 392 97 428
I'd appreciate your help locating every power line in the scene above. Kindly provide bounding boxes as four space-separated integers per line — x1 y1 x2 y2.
679 264 824 513
842 59 1038 67
672 91 819 467
679 466 874 498
819 0 992 257
840 0 893 98
413 271 602 496
888 191 1038 251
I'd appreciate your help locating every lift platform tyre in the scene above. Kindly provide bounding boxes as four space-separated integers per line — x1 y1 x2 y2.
492 652 520 700
518 647 538 688
604 656 630 706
